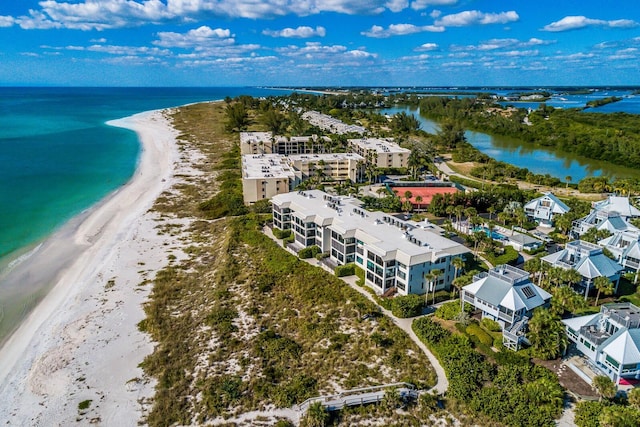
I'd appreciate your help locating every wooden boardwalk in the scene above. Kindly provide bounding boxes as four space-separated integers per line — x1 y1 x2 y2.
297 382 419 413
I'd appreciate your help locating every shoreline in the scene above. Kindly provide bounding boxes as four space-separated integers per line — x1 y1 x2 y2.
0 107 185 424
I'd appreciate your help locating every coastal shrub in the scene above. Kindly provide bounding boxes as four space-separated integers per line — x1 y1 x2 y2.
354 266 365 286
480 318 502 332
272 228 292 239
466 323 493 346
390 294 424 318
434 300 462 320
482 245 519 266
206 306 238 338
335 263 355 277
413 316 563 427
250 199 273 214
78 400 92 411
298 245 321 259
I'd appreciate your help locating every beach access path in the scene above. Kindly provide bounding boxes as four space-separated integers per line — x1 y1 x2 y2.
0 109 192 425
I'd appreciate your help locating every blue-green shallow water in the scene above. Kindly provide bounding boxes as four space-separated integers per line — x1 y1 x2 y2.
0 87 285 264
0 87 290 345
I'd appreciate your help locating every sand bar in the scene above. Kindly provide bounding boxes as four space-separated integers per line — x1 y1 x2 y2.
0 108 184 425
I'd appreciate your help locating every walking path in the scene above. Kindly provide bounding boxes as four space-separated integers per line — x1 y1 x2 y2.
263 226 449 395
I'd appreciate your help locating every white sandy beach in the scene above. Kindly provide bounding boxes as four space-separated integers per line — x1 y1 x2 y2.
0 109 187 425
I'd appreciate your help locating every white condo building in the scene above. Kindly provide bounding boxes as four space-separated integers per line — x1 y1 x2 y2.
241 153 365 204
240 132 331 155
271 190 469 297
348 138 410 169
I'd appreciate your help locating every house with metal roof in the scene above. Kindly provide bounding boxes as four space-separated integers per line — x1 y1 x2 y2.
599 229 640 276
563 303 640 384
572 196 640 237
524 192 570 226
271 189 470 298
461 265 552 350
541 240 623 296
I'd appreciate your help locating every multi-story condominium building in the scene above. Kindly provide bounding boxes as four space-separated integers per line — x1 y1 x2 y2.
462 265 551 350
541 240 623 294
271 190 469 298
242 152 365 204
563 303 640 384
301 111 367 135
240 132 331 155
572 196 640 237
523 192 570 227
348 138 410 169
241 154 298 204
286 153 364 183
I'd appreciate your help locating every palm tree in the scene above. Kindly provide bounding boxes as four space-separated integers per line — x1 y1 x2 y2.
594 276 614 306
547 266 566 290
424 269 443 306
445 205 455 222
551 285 585 316
565 175 572 188
415 195 423 211
487 206 495 220
527 308 568 360
454 205 464 230
592 375 617 401
562 268 583 291
424 271 436 306
628 386 640 408
523 257 542 283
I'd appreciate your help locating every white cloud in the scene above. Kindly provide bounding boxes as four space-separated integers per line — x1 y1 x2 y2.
494 49 539 57
154 26 233 48
442 61 473 67
411 0 457 11
361 23 445 38
0 15 14 27
399 53 431 61
435 10 519 27
14 0 413 30
385 0 409 13
452 37 554 52
44 44 172 56
276 42 348 57
415 42 438 51
262 26 326 38
90 38 107 43
542 16 639 32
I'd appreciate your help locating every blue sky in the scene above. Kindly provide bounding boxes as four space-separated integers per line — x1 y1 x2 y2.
1 0 640 86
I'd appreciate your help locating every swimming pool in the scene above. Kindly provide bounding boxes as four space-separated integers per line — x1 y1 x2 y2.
473 226 507 240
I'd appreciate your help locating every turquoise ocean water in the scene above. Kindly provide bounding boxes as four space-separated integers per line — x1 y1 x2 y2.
0 87 290 344
0 87 284 269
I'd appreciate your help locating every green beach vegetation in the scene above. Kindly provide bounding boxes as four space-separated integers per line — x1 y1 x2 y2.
139 100 438 426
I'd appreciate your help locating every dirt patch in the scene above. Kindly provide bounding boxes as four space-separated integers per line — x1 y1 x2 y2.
534 358 599 398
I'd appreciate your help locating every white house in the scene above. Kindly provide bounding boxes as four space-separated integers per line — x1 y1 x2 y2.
541 240 623 295
524 192 570 226
461 265 552 350
271 190 469 298
572 196 640 237
563 303 640 384
599 229 640 277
